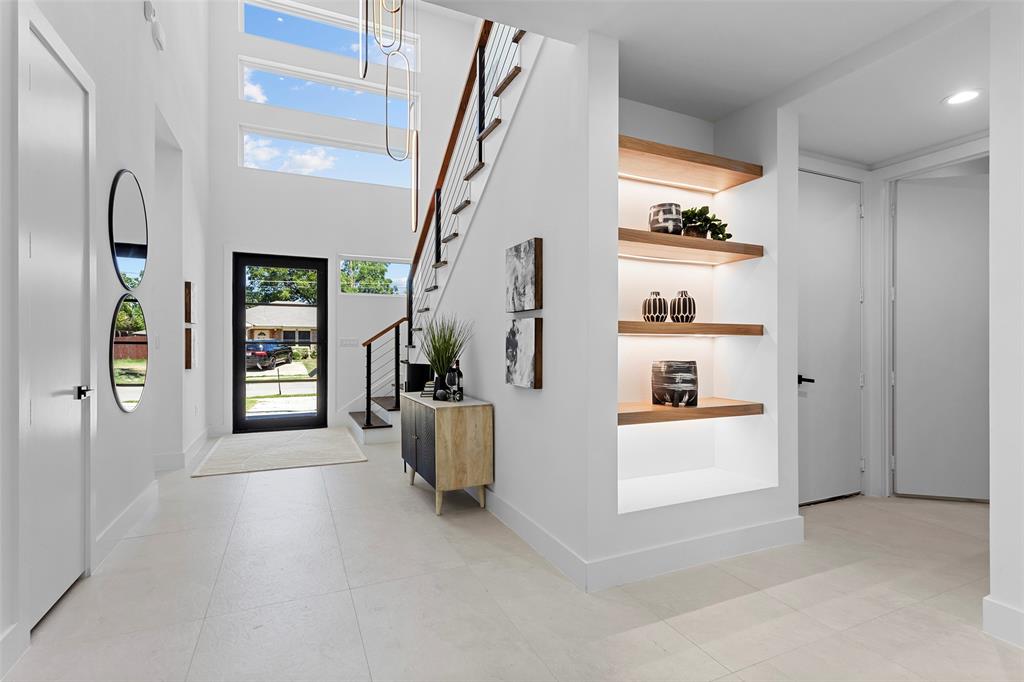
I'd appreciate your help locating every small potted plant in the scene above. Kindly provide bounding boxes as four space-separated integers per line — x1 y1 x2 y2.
680 206 732 241
422 314 473 401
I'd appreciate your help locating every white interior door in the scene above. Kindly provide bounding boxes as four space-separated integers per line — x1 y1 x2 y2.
798 171 863 504
894 174 988 500
20 21 89 627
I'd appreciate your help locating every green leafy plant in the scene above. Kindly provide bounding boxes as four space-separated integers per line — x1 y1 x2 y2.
422 315 473 378
681 206 732 241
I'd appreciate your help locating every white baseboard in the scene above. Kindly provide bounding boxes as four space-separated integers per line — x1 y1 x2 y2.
183 429 209 470
0 622 29 679
483 488 589 589
483 489 804 593
91 480 158 570
585 515 805 592
153 430 209 473
984 595 1024 648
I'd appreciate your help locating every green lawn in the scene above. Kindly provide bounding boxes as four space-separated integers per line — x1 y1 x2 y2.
113 358 147 385
245 393 316 411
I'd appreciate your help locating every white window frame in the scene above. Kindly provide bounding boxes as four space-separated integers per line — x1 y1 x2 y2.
239 124 411 188
238 56 420 128
238 0 420 71
338 254 411 298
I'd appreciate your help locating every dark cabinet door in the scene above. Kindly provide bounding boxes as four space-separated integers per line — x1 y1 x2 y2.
415 404 436 487
401 399 416 469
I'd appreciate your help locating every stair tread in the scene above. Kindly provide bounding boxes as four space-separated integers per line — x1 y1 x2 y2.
411 327 423 332
431 260 449 269
370 396 401 412
405 344 417 349
416 307 430 313
452 198 472 215
464 161 485 181
349 411 392 429
425 285 439 292
477 118 502 142
512 28 525 43
493 65 522 97
441 232 460 244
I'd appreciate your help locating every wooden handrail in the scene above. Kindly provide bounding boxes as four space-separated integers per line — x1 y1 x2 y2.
410 19 494 277
362 316 408 347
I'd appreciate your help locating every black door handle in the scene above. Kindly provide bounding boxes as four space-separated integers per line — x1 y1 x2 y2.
74 385 93 400
797 375 815 385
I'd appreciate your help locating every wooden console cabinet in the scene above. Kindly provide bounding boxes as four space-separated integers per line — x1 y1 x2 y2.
400 393 494 515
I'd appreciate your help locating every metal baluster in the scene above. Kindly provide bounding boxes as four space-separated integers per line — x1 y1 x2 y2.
434 188 442 264
476 44 486 163
394 325 401 403
365 343 372 427
406 278 413 348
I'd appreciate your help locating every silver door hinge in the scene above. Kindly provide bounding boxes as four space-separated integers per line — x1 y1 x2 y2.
28 232 32 259
890 201 896 217
859 203 865 219
890 286 896 302
859 288 864 303
860 458 866 472
890 454 896 471
859 373 865 388
890 370 896 386
28 399 32 426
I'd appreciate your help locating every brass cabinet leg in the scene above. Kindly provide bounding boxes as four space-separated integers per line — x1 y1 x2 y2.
478 486 486 508
409 468 416 485
435 490 443 516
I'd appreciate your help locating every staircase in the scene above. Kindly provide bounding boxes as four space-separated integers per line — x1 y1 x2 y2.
348 20 536 442
347 316 406 444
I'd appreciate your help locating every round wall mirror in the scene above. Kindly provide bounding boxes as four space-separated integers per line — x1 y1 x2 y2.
110 294 148 413
108 169 148 290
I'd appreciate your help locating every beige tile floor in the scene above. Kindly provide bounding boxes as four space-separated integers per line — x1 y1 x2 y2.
5 437 1016 682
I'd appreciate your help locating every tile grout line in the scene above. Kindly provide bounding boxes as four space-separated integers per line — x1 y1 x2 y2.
182 472 250 681
322 466 374 682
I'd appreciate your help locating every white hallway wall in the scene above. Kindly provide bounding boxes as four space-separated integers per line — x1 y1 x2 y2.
205 1 476 433
0 0 210 671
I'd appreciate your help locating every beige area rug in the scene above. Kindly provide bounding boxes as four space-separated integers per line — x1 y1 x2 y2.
192 427 367 477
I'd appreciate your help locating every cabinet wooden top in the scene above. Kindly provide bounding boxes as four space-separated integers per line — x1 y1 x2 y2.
401 392 492 409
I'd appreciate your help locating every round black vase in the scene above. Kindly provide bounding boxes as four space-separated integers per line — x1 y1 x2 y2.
433 373 450 401
670 290 696 323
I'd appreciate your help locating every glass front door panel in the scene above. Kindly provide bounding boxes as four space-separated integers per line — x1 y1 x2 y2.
234 256 327 432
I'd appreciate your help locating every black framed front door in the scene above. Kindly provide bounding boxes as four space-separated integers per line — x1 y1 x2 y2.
233 252 328 433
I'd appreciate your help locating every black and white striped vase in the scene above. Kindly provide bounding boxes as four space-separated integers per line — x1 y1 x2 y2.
670 290 696 323
642 291 668 322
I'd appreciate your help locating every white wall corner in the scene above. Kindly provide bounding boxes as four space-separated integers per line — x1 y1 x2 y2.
983 596 1024 649
0 622 29 680
91 480 158 570
585 514 804 592
483 489 589 590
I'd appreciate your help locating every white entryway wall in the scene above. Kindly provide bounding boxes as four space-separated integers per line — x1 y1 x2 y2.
205 1 477 435
0 0 211 673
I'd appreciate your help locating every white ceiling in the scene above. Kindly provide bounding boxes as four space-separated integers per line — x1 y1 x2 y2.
795 11 989 167
426 1 947 120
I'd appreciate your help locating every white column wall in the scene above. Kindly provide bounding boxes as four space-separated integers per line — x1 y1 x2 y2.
984 1 1024 649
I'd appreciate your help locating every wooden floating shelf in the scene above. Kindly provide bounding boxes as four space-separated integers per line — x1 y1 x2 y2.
619 135 763 193
618 398 764 426
619 228 764 265
618 321 763 337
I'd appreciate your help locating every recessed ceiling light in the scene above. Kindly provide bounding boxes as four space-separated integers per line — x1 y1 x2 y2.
944 90 980 105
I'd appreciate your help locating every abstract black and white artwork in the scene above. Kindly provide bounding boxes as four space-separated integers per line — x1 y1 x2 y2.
505 238 543 313
505 318 542 389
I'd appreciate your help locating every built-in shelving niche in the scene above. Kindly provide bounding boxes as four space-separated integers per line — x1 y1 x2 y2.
617 136 775 513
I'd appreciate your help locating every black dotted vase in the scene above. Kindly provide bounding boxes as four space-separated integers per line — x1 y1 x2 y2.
670 290 696 323
642 291 668 322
